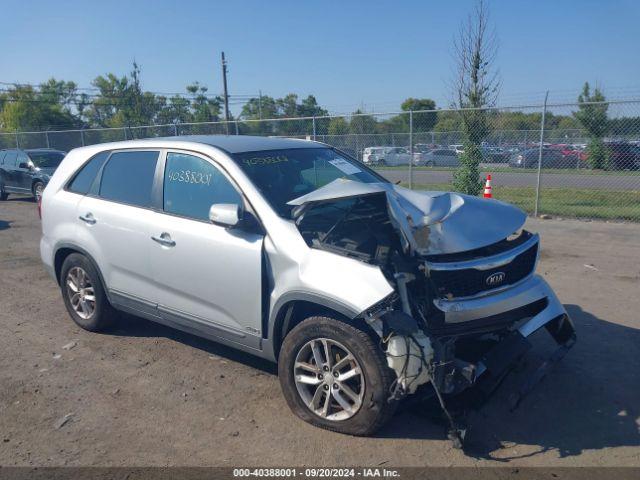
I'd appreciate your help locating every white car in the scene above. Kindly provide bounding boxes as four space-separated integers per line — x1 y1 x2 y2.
413 149 460 167
39 135 576 443
449 144 464 154
362 147 411 166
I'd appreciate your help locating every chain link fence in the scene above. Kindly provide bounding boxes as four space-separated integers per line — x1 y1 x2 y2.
2 100 639 221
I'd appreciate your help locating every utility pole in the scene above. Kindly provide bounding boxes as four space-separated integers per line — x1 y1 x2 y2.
221 51 231 134
258 90 263 119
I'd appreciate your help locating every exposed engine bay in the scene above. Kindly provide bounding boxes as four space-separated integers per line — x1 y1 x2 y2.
289 179 577 447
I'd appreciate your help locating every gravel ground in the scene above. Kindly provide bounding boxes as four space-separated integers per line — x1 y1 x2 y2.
0 196 639 467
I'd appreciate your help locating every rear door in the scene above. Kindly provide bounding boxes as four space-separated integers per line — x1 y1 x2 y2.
75 150 160 311
1 150 19 191
147 151 264 346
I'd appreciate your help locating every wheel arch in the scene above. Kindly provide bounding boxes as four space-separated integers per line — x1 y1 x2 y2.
53 243 111 302
31 178 45 195
269 292 373 360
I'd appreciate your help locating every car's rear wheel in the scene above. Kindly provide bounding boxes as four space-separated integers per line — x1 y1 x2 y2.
278 316 397 436
33 181 45 202
60 253 116 332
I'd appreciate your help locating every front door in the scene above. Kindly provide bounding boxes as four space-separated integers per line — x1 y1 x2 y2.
148 151 264 348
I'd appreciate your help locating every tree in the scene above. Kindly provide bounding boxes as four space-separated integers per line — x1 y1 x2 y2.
401 98 437 132
451 0 499 196
574 82 609 169
349 109 378 135
328 117 349 135
0 81 79 131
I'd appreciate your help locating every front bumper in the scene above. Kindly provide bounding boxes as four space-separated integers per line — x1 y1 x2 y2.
431 274 576 395
433 274 564 326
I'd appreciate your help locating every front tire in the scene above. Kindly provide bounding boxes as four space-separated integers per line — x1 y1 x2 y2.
278 316 397 436
60 253 116 332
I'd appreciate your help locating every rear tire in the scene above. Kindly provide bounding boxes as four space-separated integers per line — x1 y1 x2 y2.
60 253 116 332
278 316 397 436
33 181 44 202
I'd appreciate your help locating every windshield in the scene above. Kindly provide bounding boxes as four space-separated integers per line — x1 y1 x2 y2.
232 147 386 217
28 151 65 168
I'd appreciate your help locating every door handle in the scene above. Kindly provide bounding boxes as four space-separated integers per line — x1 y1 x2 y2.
151 233 176 247
79 213 96 225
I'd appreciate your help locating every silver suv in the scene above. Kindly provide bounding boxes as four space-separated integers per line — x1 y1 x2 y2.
40 136 575 442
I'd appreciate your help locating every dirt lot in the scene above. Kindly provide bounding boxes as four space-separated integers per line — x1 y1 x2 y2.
0 196 639 467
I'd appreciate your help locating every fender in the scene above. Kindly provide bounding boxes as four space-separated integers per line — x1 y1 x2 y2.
52 241 113 304
261 290 361 362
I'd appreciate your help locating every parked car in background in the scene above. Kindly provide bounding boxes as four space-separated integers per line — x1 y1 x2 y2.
362 147 411 166
604 142 640 170
414 148 459 167
481 146 509 163
414 143 440 153
449 144 464 154
549 144 587 165
509 148 579 169
0 148 66 201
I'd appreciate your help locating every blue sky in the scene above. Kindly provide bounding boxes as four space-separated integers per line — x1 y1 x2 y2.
1 0 639 114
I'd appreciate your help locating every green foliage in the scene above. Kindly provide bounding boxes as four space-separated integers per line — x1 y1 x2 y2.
0 81 78 131
452 142 484 196
327 117 349 135
574 82 609 170
586 137 609 170
575 83 608 138
401 98 437 132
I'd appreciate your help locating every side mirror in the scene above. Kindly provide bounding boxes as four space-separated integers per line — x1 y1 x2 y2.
209 203 242 227
18 162 30 169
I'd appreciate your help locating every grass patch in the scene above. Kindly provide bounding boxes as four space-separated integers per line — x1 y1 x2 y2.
403 183 640 222
378 166 640 176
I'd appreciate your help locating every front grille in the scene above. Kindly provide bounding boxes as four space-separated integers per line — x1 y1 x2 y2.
428 240 538 299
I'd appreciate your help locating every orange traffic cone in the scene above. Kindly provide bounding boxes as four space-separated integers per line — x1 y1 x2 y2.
483 174 492 198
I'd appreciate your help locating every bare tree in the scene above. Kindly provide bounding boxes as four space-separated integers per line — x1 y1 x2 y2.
451 0 500 195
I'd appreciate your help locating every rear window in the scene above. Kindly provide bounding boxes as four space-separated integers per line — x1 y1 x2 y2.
99 151 159 208
67 151 111 195
27 151 65 168
3 151 18 167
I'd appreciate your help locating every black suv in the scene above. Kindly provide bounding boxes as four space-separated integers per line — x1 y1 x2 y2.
0 148 66 201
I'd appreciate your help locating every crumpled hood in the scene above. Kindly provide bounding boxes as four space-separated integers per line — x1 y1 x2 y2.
288 179 526 255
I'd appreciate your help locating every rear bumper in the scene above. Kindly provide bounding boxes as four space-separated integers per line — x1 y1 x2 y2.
40 235 57 282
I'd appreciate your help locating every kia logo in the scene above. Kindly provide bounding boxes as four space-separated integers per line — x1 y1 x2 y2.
486 271 506 287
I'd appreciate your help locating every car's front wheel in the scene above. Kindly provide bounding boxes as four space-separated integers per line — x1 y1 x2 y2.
60 253 116 332
278 316 397 436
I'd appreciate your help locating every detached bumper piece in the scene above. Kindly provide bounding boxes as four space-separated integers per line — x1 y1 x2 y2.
428 287 576 450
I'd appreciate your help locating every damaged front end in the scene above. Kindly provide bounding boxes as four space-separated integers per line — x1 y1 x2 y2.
288 179 576 446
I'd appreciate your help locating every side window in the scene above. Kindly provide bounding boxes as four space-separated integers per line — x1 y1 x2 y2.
3 151 17 167
163 152 242 221
17 151 29 168
67 151 111 195
99 151 159 208
0 151 6 165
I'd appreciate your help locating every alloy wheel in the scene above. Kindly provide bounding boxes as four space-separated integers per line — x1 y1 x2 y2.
34 183 44 202
293 338 365 421
66 266 96 319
